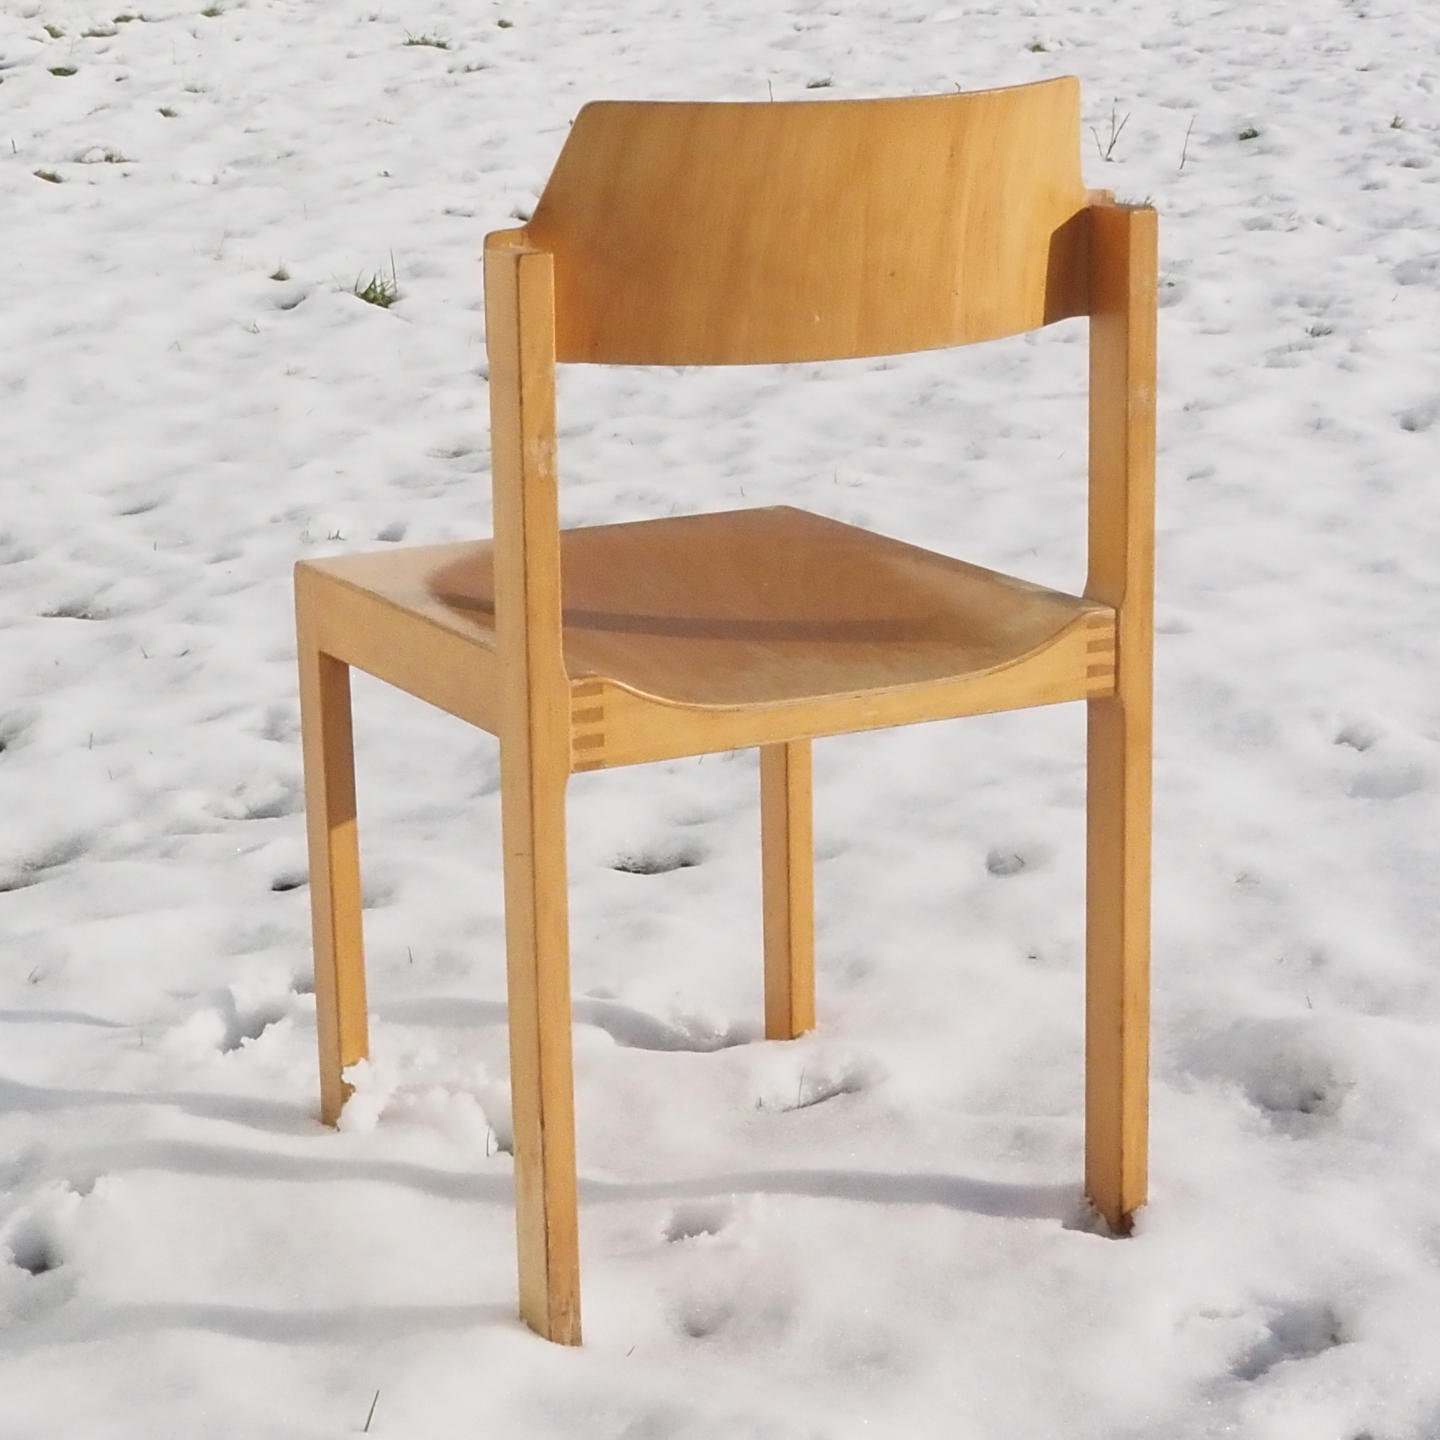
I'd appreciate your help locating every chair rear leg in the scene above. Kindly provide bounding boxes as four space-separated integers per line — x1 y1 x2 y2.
1084 692 1152 1232
761 740 816 1041
297 636 370 1127
500 736 581 1344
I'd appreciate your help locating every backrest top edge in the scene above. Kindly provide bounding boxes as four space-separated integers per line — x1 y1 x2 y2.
570 76 1078 115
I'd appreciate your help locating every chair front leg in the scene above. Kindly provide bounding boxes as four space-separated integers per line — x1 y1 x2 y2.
500 734 581 1344
297 633 370 1127
1084 690 1152 1232
761 740 816 1041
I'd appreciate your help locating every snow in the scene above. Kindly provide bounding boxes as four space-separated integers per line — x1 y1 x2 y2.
3 0 1440 1435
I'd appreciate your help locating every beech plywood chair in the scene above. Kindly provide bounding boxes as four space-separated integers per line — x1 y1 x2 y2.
295 76 1156 1346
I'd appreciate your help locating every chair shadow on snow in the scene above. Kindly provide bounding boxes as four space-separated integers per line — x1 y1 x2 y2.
8 1122 1076 1226
376 994 753 1052
1 1073 1078 1345
2 987 1079 1353
10 1301 514 1349
0 1009 128 1030
0 1072 316 1137
0 1003 1078 1222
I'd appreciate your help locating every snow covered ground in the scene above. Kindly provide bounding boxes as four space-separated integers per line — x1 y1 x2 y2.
3 0 1440 1434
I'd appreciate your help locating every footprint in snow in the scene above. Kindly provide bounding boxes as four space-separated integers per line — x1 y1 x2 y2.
165 981 298 1057
1392 255 1440 287
269 864 392 903
1330 719 1428 799
664 1198 733 1243
259 704 297 743
0 712 32 753
3 1185 83 1280
1348 763 1425 801
985 842 1050 878
215 993 291 1054
676 1292 731 1340
235 780 301 821
671 1266 794 1343
573 996 742 1053
610 843 704 875
1233 1301 1345 1382
269 284 308 312
5 1217 61 1277
1333 720 1379 753
1184 1016 1356 1133
757 1054 872 1113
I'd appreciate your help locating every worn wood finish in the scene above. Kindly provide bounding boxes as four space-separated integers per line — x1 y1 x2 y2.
761 741 816 1040
1084 203 1157 1233
487 239 582 1344
527 79 1089 364
293 80 1157 1343
295 578 370 1126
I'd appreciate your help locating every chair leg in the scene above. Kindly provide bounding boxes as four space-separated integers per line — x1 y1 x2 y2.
297 641 370 1127
500 735 581 1345
761 740 816 1041
1084 692 1152 1233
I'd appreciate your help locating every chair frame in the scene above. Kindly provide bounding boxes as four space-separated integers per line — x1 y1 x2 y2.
296 79 1155 1346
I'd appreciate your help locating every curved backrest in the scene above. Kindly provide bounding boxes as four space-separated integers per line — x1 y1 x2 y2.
523 77 1090 365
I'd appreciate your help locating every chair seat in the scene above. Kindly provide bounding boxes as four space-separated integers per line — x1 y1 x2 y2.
302 506 1110 714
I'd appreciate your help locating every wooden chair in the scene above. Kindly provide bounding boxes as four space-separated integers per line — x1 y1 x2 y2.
295 76 1156 1346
